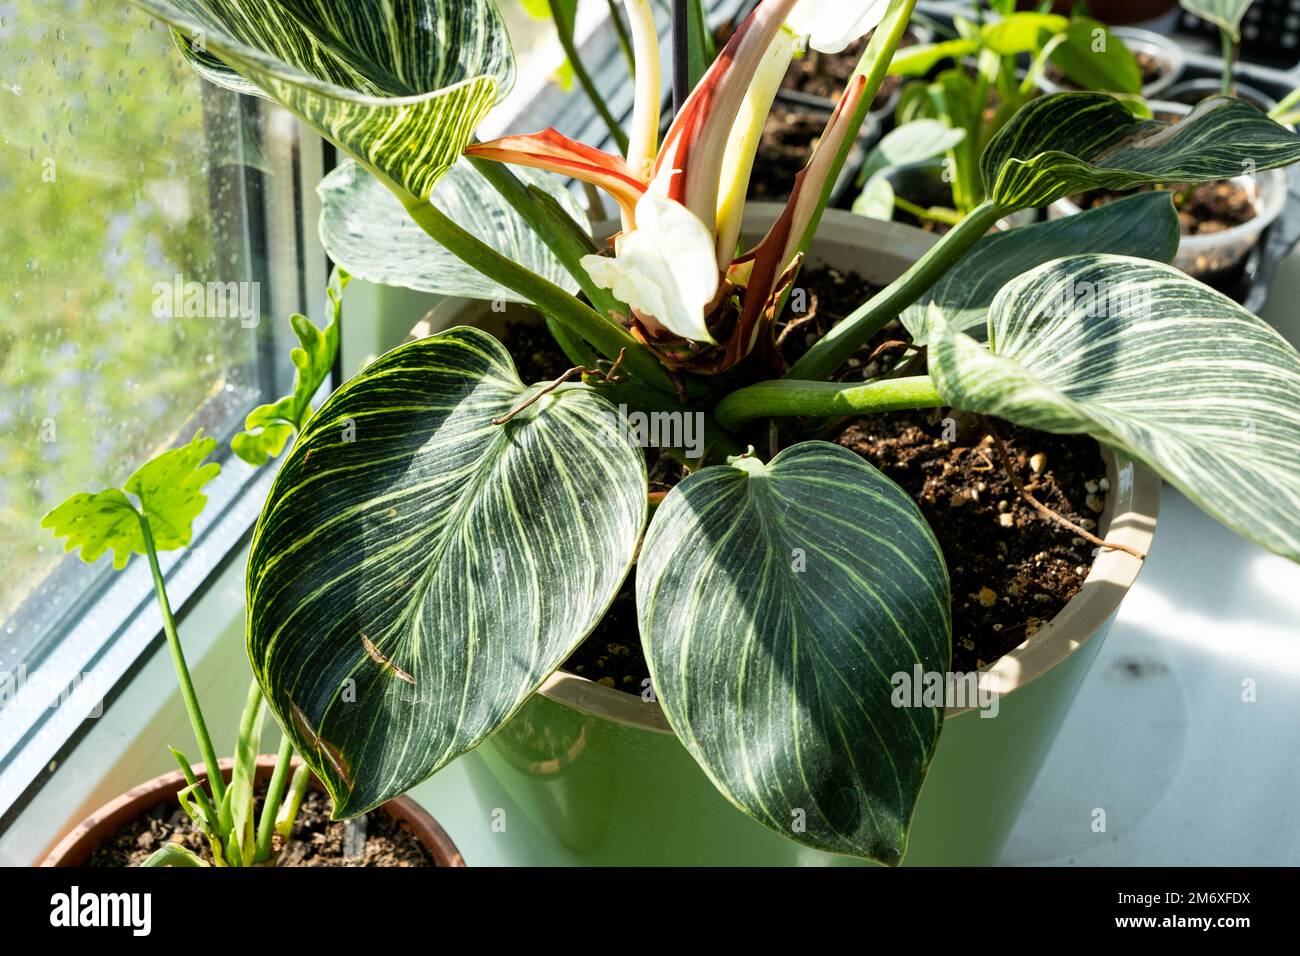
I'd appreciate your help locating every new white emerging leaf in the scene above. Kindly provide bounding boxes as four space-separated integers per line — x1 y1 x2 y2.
581 190 719 343
786 0 889 54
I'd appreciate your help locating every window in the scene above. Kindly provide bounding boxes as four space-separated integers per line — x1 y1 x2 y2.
0 0 323 813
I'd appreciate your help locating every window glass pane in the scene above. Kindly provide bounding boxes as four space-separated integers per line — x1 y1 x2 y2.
0 2 301 675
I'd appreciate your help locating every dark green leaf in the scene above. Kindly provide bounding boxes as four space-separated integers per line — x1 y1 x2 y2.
638 442 951 865
130 0 514 201
317 159 586 300
247 327 646 816
902 191 1181 342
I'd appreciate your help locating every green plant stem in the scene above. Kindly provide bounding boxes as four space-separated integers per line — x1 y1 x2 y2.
400 194 674 394
769 0 919 331
787 199 1003 381
255 733 296 862
140 843 208 867
468 155 629 321
892 196 962 226
275 762 312 840
1220 27 1234 96
596 379 744 464
714 375 944 431
552 0 629 152
138 514 225 807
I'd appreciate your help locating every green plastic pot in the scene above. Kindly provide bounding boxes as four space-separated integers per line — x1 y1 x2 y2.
415 208 1161 865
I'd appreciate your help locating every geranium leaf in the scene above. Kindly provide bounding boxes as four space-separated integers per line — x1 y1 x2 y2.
41 431 221 569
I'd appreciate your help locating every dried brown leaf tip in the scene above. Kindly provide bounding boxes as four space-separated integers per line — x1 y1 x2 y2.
361 632 416 685
288 696 352 788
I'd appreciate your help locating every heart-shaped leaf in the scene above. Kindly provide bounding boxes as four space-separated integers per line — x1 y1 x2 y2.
902 191 1181 342
247 327 646 815
130 0 514 201
318 159 586 300
637 442 951 865
982 93 1300 210
926 254 1300 562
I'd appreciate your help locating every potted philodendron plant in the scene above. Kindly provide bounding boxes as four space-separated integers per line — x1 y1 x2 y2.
41 273 464 867
107 0 1300 866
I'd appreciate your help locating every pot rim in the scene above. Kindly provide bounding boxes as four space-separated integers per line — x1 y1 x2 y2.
535 207 1162 732
39 754 466 867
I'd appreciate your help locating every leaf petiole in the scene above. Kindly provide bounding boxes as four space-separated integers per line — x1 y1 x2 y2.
139 513 225 807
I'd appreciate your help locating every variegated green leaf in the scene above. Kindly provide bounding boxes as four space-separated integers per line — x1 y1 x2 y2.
637 443 951 865
1180 0 1253 41
318 159 585 300
130 0 515 201
902 191 1181 343
982 93 1300 210
247 327 646 815
927 254 1300 561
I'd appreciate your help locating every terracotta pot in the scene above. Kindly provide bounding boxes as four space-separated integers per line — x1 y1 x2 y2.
39 755 465 867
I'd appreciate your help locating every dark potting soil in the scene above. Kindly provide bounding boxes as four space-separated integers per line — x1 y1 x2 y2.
87 783 436 867
502 265 1107 688
779 31 916 108
505 318 581 383
748 106 829 202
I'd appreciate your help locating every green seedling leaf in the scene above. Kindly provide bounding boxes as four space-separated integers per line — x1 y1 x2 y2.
41 431 220 569
232 268 350 466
